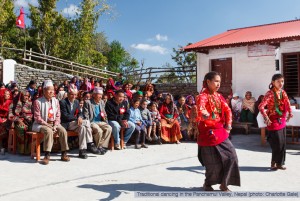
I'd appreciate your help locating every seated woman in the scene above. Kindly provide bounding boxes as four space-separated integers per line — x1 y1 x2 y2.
185 95 198 140
143 83 155 98
122 83 133 100
159 94 182 144
0 90 12 148
129 99 148 149
176 96 189 140
231 93 242 122
8 91 33 154
240 91 256 123
106 77 119 92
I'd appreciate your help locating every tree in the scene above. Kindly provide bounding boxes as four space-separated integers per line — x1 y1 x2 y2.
121 56 140 83
156 63 180 84
171 43 197 83
105 40 127 72
73 0 111 66
93 32 110 54
28 0 68 57
0 0 23 60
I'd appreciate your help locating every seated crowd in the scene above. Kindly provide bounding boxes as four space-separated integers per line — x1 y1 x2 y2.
0 76 199 165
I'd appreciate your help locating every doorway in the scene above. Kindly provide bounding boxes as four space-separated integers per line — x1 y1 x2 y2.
211 58 232 97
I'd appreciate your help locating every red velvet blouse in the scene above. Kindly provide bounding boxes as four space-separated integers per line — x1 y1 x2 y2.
196 89 232 146
258 89 292 131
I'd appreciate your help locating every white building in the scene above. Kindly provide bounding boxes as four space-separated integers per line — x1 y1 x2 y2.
184 19 300 102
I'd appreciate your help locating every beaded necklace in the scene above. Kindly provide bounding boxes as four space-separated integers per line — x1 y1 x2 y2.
207 91 221 119
273 88 283 116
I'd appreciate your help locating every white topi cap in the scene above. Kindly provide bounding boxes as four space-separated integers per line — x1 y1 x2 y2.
43 80 53 88
93 87 103 94
232 93 239 97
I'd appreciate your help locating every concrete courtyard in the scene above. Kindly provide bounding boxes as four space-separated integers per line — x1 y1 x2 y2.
0 134 300 201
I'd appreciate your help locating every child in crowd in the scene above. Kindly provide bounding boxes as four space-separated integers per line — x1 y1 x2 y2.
149 102 162 144
102 94 108 104
129 99 148 149
79 99 84 114
139 99 153 142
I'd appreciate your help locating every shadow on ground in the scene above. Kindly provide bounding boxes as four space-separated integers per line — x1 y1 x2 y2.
78 183 200 201
166 165 273 173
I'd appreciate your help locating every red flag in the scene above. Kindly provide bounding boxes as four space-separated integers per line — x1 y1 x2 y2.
16 7 25 29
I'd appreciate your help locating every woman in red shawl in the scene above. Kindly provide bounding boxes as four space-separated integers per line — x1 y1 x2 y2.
0 90 12 147
197 71 240 191
80 78 92 92
122 83 132 100
106 77 119 91
258 74 293 170
159 94 182 143
8 91 33 154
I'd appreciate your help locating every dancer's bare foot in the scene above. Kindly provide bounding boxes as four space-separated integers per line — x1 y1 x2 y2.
219 185 231 192
271 161 277 170
203 183 214 191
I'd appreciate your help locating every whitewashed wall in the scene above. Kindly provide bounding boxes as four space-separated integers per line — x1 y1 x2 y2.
197 46 281 99
3 59 16 85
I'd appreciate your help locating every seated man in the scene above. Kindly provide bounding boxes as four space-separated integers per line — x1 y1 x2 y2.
231 93 242 122
105 90 135 149
60 88 100 159
83 87 112 154
32 80 70 165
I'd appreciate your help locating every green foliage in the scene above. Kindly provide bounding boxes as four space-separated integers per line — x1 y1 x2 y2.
156 63 180 84
28 0 64 55
0 0 23 60
105 40 127 72
171 43 196 67
122 56 140 83
0 0 138 73
171 43 197 83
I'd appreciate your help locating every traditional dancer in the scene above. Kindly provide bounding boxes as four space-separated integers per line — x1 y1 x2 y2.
197 71 240 191
258 73 293 170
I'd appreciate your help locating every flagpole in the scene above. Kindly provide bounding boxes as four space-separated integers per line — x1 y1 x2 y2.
24 26 26 58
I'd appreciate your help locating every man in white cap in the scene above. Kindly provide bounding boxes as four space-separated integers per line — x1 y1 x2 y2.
32 80 70 165
231 93 242 122
60 87 99 159
83 87 112 154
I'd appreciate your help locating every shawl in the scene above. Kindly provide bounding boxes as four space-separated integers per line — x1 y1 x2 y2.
242 97 256 113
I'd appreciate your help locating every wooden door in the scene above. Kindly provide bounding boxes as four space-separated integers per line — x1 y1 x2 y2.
211 58 232 97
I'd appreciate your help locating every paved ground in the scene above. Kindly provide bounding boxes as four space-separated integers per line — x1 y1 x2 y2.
0 134 300 201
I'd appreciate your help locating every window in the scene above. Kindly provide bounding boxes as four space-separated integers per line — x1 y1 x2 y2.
283 53 300 97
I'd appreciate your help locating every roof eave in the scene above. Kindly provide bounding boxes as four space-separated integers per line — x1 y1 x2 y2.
184 36 300 52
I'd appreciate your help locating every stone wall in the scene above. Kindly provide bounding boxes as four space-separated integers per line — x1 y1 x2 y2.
154 83 197 96
13 63 197 95
14 64 73 89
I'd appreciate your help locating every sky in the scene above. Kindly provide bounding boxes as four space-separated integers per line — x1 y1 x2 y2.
13 0 300 68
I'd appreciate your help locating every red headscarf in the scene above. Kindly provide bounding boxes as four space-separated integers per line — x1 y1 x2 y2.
122 84 132 100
